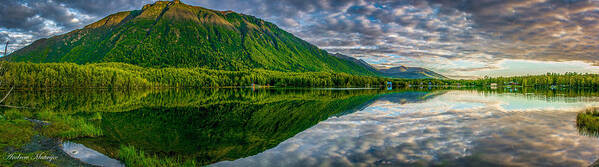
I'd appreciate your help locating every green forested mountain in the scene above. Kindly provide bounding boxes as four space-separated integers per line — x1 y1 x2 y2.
5 0 374 75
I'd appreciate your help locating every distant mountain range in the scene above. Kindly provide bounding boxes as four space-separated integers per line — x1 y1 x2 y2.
331 53 447 79
5 0 445 79
378 66 447 79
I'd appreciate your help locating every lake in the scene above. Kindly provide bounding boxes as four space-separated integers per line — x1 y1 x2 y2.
3 88 599 166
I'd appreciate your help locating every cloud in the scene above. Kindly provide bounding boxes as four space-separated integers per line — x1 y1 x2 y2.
429 0 599 62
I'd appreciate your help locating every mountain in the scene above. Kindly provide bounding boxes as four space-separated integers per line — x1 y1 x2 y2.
4 0 375 75
331 53 447 79
378 66 448 79
330 53 378 72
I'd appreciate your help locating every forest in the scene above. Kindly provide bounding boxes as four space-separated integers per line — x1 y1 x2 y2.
2 62 599 89
0 62 445 89
461 72 599 88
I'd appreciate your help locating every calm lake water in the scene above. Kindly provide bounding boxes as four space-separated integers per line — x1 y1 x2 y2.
5 88 599 166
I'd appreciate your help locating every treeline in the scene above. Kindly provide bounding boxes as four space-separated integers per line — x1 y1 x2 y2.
1 62 152 88
0 62 449 89
461 72 599 88
4 62 599 89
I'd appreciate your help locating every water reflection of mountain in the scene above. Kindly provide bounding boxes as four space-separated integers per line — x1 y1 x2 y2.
65 89 394 165
376 91 446 104
330 90 446 118
79 89 446 165
3 88 449 165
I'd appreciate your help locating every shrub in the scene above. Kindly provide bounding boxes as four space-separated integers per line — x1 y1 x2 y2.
0 119 35 149
118 145 196 167
576 108 599 137
4 109 31 120
38 111 103 139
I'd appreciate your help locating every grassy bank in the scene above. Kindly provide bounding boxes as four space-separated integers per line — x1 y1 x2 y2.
0 110 54 166
577 108 599 137
0 110 35 149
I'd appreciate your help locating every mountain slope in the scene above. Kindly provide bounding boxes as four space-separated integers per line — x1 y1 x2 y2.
378 66 448 79
5 1 375 75
331 53 378 72
331 53 447 79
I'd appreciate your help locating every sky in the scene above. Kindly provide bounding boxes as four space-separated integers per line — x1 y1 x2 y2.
1 0 599 79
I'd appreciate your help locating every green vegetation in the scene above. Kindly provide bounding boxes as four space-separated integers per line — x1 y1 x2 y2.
38 111 103 139
118 145 197 167
0 62 450 89
5 62 599 89
461 72 599 88
473 87 599 97
5 1 374 76
577 108 599 137
0 109 35 149
3 109 32 120
0 110 56 167
0 118 35 149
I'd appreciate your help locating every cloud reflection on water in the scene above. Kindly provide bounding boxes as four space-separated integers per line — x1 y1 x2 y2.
213 90 599 167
